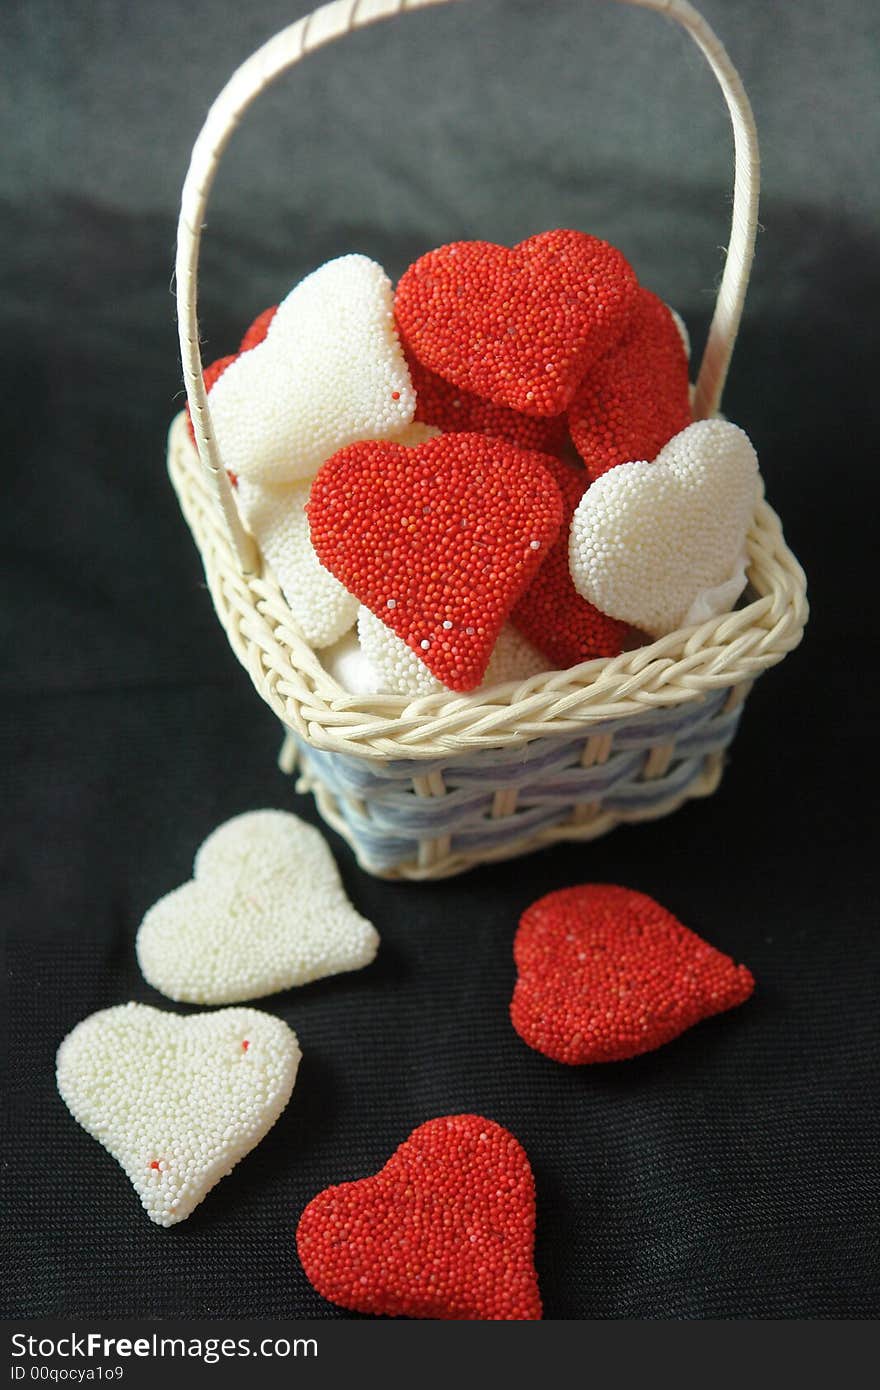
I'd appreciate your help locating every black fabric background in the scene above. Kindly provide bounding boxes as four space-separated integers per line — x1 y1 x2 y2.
2 0 879 1320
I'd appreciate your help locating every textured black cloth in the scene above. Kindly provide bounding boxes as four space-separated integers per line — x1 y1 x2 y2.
2 0 879 1320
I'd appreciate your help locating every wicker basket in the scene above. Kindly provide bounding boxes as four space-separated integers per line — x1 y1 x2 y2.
170 0 807 881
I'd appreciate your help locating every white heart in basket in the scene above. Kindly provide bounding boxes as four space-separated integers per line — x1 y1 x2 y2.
136 810 379 1003
56 1003 301 1225
569 418 759 637
207 254 415 485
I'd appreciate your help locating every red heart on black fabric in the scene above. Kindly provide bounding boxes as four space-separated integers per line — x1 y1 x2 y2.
395 230 639 417
568 288 691 482
510 453 635 667
296 1114 542 1320
511 885 755 1064
307 433 564 692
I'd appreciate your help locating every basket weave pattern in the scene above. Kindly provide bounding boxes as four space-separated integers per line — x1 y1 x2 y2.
169 415 805 878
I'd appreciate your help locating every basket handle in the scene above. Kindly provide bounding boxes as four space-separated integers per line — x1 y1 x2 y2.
176 0 760 574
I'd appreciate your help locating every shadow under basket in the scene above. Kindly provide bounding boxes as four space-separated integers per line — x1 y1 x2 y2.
168 415 806 880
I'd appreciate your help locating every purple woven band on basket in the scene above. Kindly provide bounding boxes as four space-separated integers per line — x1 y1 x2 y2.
291 685 745 873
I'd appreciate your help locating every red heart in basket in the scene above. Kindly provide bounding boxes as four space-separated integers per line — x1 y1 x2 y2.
510 453 635 667
405 348 568 456
395 230 639 417
511 885 754 1064
568 287 691 482
307 433 564 692
296 1114 542 1320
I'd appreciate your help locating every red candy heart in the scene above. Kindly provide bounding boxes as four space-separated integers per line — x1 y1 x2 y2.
296 1115 542 1320
395 230 639 417
307 434 564 692
511 885 754 1064
185 305 277 449
568 288 692 483
238 304 277 353
510 454 635 668
405 347 568 456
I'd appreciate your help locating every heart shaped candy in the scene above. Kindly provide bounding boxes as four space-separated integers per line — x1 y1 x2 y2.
307 434 564 691
511 885 754 1064
510 453 635 668
136 810 378 1004
57 1003 301 1225
297 1115 542 1319
208 255 415 485
395 230 638 417
405 348 568 455
568 288 692 482
569 419 759 637
356 608 546 696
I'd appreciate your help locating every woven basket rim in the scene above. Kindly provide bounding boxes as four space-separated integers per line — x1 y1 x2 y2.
167 413 808 762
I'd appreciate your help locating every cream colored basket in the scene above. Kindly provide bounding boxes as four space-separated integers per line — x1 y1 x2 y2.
169 0 807 880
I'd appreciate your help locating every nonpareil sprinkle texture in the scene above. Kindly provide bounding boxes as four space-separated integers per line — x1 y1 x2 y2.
136 810 378 1004
569 418 759 637
405 348 569 455
297 1114 541 1320
57 1004 301 1225
511 884 754 1064
307 433 564 692
356 609 547 696
207 255 415 485
395 230 639 417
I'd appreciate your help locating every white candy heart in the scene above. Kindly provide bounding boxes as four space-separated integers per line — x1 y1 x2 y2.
569 419 758 637
56 1003 301 1226
208 255 416 485
355 609 546 696
234 424 439 649
136 810 379 1004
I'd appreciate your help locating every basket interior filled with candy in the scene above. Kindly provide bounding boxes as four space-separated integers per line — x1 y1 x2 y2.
168 227 805 877
179 230 771 702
